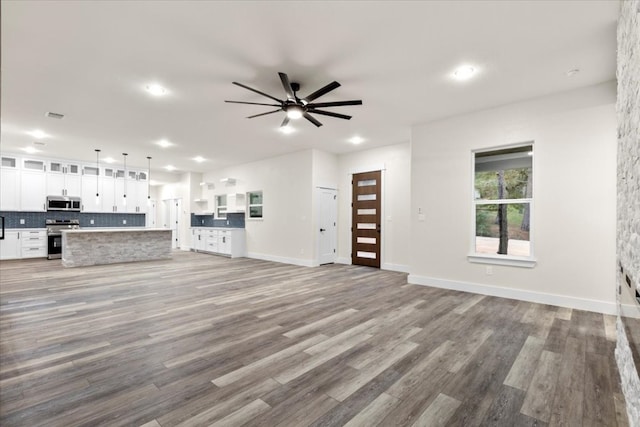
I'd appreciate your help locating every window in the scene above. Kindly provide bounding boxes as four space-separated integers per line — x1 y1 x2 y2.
247 191 263 219
470 144 535 267
216 195 227 219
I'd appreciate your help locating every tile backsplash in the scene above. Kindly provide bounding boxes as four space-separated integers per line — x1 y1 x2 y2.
191 212 245 228
0 211 146 229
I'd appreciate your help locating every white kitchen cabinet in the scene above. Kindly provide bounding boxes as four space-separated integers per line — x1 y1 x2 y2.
190 227 245 257
218 229 231 255
21 230 47 258
47 161 81 197
1 156 20 211
81 166 102 212
0 231 21 260
20 170 47 211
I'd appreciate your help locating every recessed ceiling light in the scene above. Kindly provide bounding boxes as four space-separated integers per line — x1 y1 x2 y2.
452 65 477 81
279 126 295 134
22 146 40 154
349 136 365 144
26 129 49 139
103 157 115 163
156 139 173 148
165 165 176 171
193 156 206 163
565 68 580 77
145 84 167 96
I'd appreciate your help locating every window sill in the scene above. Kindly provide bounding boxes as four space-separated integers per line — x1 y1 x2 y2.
467 254 537 268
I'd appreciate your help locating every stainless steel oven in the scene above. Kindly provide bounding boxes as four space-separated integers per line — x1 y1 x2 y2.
46 219 80 259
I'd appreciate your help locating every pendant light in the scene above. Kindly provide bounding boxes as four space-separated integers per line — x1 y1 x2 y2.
95 149 101 205
147 156 152 206
122 153 128 206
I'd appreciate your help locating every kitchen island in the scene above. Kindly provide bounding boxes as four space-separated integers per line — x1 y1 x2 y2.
61 228 172 267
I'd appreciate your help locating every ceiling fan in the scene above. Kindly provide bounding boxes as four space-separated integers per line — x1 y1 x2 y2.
225 72 362 128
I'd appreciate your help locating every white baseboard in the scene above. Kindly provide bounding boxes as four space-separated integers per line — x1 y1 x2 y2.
621 303 640 319
382 263 410 273
247 252 316 268
407 274 617 315
336 257 351 265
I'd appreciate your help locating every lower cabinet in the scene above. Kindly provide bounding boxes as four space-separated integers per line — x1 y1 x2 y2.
190 228 245 258
0 229 47 260
0 231 21 260
21 230 47 258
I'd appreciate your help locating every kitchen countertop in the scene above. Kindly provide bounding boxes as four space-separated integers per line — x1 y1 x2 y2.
190 227 245 230
62 228 170 233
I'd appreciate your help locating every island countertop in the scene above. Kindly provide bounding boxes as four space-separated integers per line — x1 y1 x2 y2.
62 228 172 267
62 227 170 233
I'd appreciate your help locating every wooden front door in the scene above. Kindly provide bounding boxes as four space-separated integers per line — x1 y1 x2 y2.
351 170 381 268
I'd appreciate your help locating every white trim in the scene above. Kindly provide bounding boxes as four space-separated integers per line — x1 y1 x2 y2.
621 303 640 319
247 251 315 268
467 254 537 268
336 257 351 265
382 263 410 273
407 274 616 315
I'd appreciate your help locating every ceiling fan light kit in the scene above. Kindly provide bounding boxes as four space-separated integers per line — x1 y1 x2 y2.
225 72 362 128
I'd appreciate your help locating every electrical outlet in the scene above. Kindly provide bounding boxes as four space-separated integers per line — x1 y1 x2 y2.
226 220 230 225
20 219 25 225
90 219 94 225
486 266 493 275
201 219 204 225
122 220 127 225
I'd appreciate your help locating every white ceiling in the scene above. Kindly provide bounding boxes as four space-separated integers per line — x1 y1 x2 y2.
1 1 619 177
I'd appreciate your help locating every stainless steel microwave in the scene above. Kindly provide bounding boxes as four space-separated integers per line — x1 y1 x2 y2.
46 196 81 211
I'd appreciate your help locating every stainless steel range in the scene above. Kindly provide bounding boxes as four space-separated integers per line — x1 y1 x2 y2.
46 219 80 259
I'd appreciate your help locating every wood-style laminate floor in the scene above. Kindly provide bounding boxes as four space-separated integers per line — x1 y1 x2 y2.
0 251 629 426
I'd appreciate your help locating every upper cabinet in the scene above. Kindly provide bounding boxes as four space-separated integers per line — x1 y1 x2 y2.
20 158 47 211
47 160 81 197
0 152 148 213
0 156 20 211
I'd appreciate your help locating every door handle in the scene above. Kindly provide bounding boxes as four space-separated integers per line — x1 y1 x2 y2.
320 228 326 232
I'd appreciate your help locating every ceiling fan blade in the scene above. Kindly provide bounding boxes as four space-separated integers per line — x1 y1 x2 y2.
302 81 341 103
278 72 295 100
225 100 281 107
281 116 290 127
232 81 283 103
306 100 363 108
303 112 323 127
307 109 352 120
246 109 282 119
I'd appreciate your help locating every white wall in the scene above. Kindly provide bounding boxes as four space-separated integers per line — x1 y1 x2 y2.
202 149 315 266
337 142 411 272
409 81 618 313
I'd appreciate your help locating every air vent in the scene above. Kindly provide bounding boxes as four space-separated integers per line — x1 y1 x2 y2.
33 141 46 146
45 112 64 119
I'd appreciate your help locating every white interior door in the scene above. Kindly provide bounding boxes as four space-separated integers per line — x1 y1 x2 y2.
146 200 156 227
163 198 181 249
317 188 338 265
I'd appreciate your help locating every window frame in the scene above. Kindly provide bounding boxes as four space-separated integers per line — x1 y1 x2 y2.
468 142 536 268
247 190 263 220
